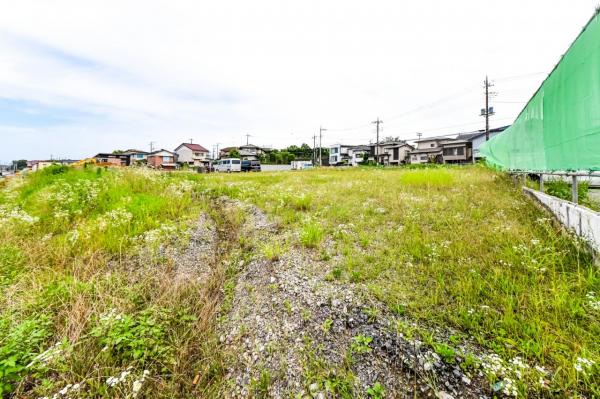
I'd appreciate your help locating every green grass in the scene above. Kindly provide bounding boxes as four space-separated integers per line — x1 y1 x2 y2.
0 165 244 397
192 165 599 396
1 164 598 397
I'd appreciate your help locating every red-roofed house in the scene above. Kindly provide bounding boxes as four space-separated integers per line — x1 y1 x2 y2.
147 149 178 169
174 142 210 167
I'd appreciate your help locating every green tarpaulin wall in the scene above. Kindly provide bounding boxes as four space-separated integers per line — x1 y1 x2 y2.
480 10 600 171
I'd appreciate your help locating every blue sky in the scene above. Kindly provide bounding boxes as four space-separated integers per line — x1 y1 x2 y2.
0 97 100 127
0 0 599 162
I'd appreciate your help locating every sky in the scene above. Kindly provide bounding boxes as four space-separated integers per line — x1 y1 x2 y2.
0 1 598 162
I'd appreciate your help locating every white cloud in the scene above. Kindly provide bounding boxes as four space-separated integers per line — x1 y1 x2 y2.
0 0 597 160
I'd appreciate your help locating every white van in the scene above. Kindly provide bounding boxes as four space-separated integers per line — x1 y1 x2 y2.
215 158 241 172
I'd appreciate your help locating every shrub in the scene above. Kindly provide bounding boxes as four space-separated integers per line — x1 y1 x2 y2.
545 179 589 203
0 245 25 287
91 308 179 368
0 316 52 395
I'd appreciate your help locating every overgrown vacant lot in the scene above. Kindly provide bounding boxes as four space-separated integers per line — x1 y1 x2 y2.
0 165 598 398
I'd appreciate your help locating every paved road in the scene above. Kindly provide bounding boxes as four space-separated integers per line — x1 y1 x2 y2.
589 188 600 202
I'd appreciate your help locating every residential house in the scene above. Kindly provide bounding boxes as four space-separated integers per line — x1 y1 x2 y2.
30 159 79 171
373 141 414 165
174 143 210 167
408 137 445 164
219 147 238 158
122 149 149 165
456 125 509 160
348 145 371 166
239 144 268 160
147 149 178 169
93 153 130 166
440 139 471 164
329 144 356 165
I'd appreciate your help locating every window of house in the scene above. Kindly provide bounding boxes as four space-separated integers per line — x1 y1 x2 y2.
457 147 464 155
393 148 399 160
332 148 338 154
163 156 170 162
136 154 144 158
430 143 435 147
420 155 428 160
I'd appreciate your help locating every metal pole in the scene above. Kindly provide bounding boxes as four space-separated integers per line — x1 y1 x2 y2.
539 174 544 193
571 175 578 203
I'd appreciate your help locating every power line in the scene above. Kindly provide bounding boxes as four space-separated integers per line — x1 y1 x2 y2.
494 71 546 82
384 86 481 124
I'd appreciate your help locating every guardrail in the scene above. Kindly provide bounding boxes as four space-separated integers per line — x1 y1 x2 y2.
509 171 600 204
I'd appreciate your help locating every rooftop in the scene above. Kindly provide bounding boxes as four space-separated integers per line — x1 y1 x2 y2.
178 143 209 152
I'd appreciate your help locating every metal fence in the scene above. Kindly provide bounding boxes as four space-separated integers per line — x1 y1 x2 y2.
509 170 600 204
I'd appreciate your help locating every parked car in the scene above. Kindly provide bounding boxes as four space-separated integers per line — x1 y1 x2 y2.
215 158 241 172
241 160 261 172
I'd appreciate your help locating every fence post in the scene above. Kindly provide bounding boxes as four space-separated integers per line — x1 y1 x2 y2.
571 175 578 203
539 173 544 192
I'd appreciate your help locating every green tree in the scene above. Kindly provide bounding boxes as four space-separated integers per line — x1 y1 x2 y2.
12 160 27 170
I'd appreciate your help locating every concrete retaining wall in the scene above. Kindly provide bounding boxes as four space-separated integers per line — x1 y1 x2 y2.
261 164 293 172
523 187 600 251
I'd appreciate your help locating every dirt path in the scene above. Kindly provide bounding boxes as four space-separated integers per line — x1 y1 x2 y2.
219 202 491 398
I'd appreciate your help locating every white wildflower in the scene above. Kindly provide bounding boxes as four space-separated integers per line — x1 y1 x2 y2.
97 207 133 230
574 357 595 375
586 292 600 310
0 205 39 226
501 377 518 397
132 380 143 397
106 376 120 387
66 230 80 244
26 342 63 368
59 384 72 395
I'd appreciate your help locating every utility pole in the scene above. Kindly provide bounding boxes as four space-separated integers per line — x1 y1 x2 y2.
372 118 383 164
189 138 193 144
149 141 156 152
319 126 326 166
481 76 495 141
312 134 317 165
245 134 252 145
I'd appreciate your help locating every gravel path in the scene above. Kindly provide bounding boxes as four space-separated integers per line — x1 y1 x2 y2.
219 203 492 398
